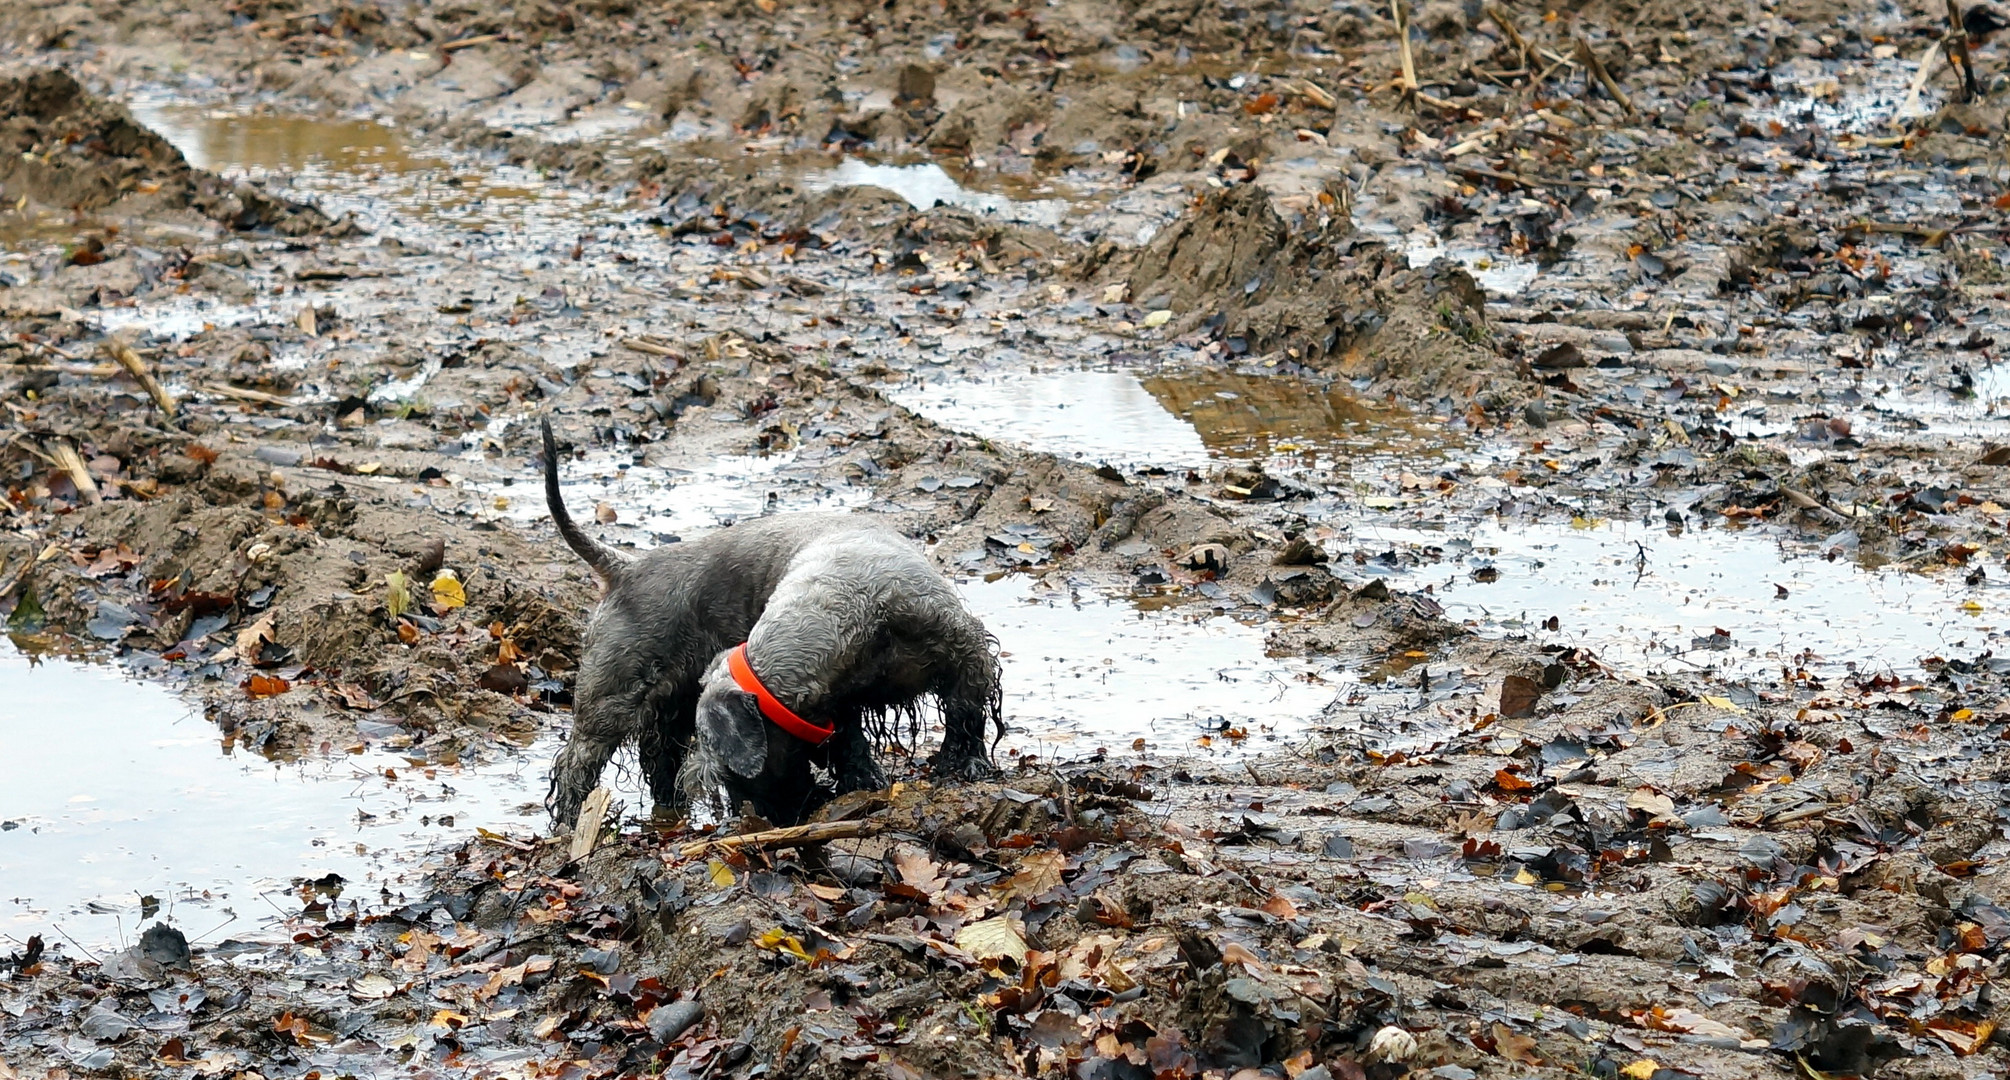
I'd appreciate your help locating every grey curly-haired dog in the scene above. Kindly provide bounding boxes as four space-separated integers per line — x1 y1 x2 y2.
540 419 1002 827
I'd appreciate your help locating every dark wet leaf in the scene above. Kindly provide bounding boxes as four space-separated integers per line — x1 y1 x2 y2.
1498 675 1542 718
1533 343 1586 369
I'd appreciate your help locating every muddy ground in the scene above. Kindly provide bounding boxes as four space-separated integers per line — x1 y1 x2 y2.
4 0 2010 1076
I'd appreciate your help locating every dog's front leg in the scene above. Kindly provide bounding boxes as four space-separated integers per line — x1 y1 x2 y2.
931 647 1002 781
637 682 698 816
832 719 887 795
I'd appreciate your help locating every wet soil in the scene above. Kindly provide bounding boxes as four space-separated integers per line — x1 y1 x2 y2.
4 0 2010 1076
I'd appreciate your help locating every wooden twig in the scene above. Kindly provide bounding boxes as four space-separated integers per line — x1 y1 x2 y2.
621 338 684 360
1947 0 1978 102
2 360 117 377
103 339 176 419
678 819 877 859
441 33 502 52
1484 3 1536 71
1896 37 1949 127
46 438 100 505
200 383 296 407
568 787 613 861
1390 0 1419 105
1573 37 1634 115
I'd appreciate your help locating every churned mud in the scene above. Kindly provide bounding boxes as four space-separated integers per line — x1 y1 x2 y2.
4 0 2010 1076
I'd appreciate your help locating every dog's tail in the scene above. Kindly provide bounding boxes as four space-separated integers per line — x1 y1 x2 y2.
541 417 625 579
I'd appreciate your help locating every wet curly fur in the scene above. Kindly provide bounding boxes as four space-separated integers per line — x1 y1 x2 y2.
540 420 1002 827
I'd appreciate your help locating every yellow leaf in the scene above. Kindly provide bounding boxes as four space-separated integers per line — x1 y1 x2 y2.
955 915 1029 969
1699 695 1745 712
1951 708 1975 721
1512 867 1540 885
1960 600 1984 613
1142 309 1173 328
755 927 814 963
1622 1060 1660 1080
431 571 466 609
386 571 411 619
707 859 736 887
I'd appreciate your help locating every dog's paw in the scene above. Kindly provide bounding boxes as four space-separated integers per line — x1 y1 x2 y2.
931 752 999 782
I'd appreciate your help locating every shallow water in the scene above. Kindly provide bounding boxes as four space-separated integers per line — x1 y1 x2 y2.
806 159 1072 227
491 449 871 542
961 575 1344 757
1354 517 1996 681
885 368 1434 470
0 648 552 948
130 102 631 259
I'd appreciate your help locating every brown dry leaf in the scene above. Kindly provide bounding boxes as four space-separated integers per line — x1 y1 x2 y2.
245 674 291 699
1625 786 1677 820
1492 1023 1542 1066
1447 809 1497 836
476 962 529 1000
324 682 383 711
1926 1018 1996 1056
1493 769 1535 793
1640 1007 1751 1043
1261 893 1299 919
235 611 277 665
1003 849 1065 900
893 847 947 897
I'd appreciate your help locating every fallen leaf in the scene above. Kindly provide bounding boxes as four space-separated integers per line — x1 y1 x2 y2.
246 674 291 699
1497 674 1542 718
431 571 466 610
386 570 411 619
1003 850 1065 900
1626 786 1677 820
349 974 398 1000
236 611 277 665
1621 1060 1659 1080
707 859 736 888
955 915 1029 969
756 927 815 964
1492 1023 1541 1066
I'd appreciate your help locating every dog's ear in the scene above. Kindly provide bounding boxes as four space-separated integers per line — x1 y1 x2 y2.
702 688 770 778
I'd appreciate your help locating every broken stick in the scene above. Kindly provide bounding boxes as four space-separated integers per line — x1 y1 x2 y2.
1573 38 1634 116
678 819 877 859
1947 0 1979 102
1483 3 1536 72
568 786 613 861
46 438 100 505
103 339 177 420
1390 0 1419 105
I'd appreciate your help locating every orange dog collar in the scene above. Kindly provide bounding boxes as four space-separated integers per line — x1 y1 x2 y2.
727 643 836 746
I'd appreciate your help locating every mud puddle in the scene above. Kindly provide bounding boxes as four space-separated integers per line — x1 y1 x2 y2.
0 646 552 949
960 575 1343 757
885 367 1437 470
1354 516 1996 681
129 100 630 256
489 449 869 543
806 158 1072 227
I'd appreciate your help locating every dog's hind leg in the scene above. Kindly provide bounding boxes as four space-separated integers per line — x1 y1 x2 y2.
547 683 648 827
